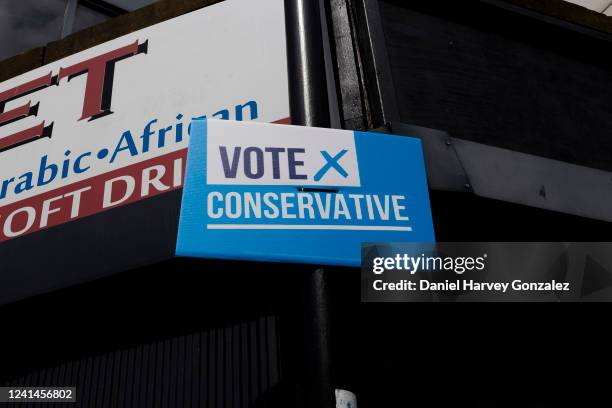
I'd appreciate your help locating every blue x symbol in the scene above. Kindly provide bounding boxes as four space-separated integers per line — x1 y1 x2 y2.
314 149 349 181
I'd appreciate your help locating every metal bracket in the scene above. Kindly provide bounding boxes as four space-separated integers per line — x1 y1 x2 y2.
390 122 473 192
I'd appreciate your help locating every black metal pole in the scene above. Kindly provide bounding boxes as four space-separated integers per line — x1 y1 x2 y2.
285 0 331 128
284 1 333 408
302 267 333 408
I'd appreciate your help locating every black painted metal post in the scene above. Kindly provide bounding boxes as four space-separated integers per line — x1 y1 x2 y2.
302 267 334 408
284 1 333 408
285 0 331 128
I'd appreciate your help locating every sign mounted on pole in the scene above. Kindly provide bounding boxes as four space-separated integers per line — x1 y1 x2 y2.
176 119 435 266
0 0 289 242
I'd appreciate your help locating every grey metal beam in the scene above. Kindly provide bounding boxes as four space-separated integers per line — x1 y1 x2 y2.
61 0 79 38
358 0 400 125
391 122 612 224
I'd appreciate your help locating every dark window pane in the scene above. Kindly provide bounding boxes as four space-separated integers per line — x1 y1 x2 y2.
73 4 109 33
71 1 160 35
0 0 66 61
104 0 159 12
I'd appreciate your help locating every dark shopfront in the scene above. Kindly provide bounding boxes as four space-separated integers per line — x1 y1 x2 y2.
1 0 612 407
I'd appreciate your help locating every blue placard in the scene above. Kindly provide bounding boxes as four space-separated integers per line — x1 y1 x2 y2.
176 119 434 267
